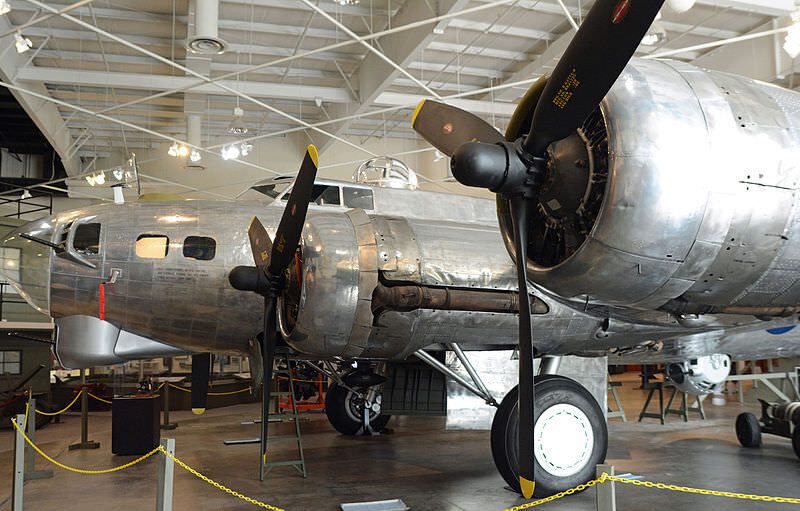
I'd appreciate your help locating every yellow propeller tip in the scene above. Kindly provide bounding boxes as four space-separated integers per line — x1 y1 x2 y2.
412 100 426 126
307 144 319 168
191 408 206 415
520 477 535 499
248 216 257 230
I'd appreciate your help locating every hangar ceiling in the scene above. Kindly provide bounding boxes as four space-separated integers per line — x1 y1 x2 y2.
0 0 797 197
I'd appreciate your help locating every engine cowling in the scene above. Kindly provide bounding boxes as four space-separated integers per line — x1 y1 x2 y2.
665 354 731 395
500 58 800 311
277 209 520 359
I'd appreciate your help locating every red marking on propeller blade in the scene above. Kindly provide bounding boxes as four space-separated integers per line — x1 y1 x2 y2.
612 0 630 24
442 123 453 134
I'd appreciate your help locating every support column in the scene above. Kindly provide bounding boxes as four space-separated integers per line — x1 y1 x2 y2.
69 368 100 450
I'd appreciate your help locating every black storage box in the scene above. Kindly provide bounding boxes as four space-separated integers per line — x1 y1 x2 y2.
112 395 160 455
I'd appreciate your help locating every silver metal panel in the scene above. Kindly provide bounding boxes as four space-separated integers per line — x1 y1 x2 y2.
524 58 800 310
55 314 190 368
284 213 360 357
405 219 517 290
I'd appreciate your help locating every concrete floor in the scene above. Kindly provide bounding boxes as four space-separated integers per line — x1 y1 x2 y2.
2 373 800 511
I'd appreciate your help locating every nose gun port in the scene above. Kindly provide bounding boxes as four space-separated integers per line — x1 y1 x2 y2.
0 218 56 315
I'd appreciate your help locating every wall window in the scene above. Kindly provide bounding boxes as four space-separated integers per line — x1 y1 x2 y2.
183 236 216 261
74 223 101 255
0 350 21 375
136 234 169 258
343 187 374 210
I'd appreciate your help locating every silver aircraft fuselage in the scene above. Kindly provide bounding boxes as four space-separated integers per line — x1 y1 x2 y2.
5 58 800 368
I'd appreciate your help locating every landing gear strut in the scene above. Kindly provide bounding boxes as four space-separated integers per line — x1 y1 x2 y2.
490 375 607 497
325 383 391 436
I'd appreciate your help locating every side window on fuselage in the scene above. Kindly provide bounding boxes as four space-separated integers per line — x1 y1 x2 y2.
136 234 169 259
74 223 101 255
183 236 216 261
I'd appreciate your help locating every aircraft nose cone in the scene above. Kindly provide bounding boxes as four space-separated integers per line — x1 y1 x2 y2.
0 217 56 315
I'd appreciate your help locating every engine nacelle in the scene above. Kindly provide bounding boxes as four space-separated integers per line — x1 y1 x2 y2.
665 354 731 395
278 209 520 359
500 58 800 311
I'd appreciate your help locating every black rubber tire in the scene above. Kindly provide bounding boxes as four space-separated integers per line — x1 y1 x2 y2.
490 375 608 498
792 426 800 459
325 383 390 435
735 412 761 448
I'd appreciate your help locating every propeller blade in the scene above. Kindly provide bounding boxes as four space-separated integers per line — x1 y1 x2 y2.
259 296 278 480
510 196 537 499
268 145 319 275
524 0 664 156
412 100 504 157
248 217 273 276
191 353 211 415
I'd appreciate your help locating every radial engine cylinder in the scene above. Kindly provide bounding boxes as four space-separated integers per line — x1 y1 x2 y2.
499 58 800 311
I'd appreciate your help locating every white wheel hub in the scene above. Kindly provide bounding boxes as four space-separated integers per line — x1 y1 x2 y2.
533 403 594 477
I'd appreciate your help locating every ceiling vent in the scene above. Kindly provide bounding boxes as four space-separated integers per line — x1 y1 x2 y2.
185 0 227 55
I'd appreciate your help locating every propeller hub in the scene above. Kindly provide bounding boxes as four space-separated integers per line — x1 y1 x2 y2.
451 141 545 198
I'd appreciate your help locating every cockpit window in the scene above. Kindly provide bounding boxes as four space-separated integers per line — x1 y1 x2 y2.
280 184 341 206
136 234 169 258
251 183 289 199
73 223 100 255
183 236 216 261
343 187 374 210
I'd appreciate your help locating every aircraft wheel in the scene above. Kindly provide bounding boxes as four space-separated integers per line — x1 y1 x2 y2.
735 412 761 448
325 383 390 435
490 375 607 498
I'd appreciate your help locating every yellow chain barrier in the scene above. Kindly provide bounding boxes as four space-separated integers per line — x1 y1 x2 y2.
9 415 285 510
158 446 285 510
502 473 800 510
35 389 84 416
87 392 112 404
605 474 800 504
503 476 605 510
10 417 158 474
167 383 251 395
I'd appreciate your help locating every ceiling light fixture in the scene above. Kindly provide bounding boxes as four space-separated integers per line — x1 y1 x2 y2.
333 0 359 5
0 0 11 15
221 144 240 160
168 142 191 158
227 107 248 135
14 32 32 53
190 149 202 162
784 12 800 59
